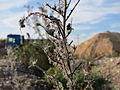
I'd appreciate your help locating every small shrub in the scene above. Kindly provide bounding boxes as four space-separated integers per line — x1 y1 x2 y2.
0 39 5 48
115 49 120 56
47 67 68 89
75 72 107 90
55 73 68 89
17 40 52 76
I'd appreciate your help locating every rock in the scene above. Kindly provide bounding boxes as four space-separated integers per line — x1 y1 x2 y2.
75 31 120 58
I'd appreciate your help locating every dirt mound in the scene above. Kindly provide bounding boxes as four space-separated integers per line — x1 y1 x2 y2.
75 31 120 58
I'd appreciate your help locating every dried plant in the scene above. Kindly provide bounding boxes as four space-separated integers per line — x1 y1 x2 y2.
19 0 96 90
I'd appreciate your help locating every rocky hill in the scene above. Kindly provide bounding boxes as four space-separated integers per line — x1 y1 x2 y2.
75 31 120 58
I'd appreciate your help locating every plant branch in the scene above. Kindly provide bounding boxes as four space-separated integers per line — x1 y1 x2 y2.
46 3 64 17
66 0 81 21
67 0 72 9
71 61 84 76
61 0 73 77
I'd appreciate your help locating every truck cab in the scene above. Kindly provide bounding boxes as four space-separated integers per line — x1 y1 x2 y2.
6 34 24 46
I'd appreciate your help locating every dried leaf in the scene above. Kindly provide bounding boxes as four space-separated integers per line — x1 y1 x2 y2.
36 23 41 26
19 19 25 28
26 33 30 39
46 29 55 36
67 23 72 34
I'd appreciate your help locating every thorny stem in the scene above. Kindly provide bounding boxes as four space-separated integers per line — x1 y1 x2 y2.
57 53 70 77
63 0 72 78
63 0 67 38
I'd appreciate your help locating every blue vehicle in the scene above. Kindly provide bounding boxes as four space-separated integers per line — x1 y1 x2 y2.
6 34 24 46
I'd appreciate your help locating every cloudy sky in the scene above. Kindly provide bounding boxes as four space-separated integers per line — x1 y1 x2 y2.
0 0 120 45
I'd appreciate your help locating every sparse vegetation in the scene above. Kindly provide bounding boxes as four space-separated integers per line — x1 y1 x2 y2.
17 0 109 89
75 72 107 90
16 40 52 77
115 49 120 56
1 0 118 90
0 39 7 58
0 39 5 47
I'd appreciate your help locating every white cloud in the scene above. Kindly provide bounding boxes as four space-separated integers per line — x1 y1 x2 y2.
0 0 33 28
68 32 99 45
0 0 32 11
0 0 120 39
1 11 28 28
91 0 105 6
73 25 94 31
68 33 88 45
0 0 33 38
69 0 120 25
68 34 81 45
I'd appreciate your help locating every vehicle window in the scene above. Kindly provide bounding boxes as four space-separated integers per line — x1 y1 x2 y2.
7 37 15 43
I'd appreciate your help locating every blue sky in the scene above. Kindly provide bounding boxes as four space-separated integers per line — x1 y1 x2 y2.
0 0 120 45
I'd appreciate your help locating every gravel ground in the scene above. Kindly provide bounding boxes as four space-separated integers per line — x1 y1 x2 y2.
0 59 51 90
93 56 120 89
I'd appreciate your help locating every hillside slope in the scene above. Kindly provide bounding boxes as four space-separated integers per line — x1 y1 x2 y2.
75 31 120 58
